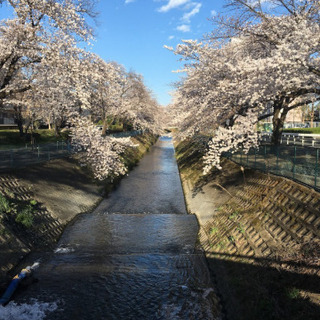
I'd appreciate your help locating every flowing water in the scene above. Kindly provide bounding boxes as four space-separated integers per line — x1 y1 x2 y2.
1 137 221 320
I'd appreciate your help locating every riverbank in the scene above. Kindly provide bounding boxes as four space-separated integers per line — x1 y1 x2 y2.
175 136 320 320
0 133 157 288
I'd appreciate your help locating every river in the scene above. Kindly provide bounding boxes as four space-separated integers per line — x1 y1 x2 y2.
0 136 221 320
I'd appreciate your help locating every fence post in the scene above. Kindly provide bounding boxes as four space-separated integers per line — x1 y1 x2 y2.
315 149 319 188
264 145 267 172
10 150 13 168
254 148 257 168
276 145 279 172
293 146 296 180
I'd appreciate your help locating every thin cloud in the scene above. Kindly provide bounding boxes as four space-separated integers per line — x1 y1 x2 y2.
158 0 191 13
125 0 135 4
182 3 202 23
211 10 217 17
168 35 175 40
177 24 190 32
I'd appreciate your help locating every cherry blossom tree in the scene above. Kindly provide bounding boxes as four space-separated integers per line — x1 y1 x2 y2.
168 0 320 173
119 71 164 134
0 0 94 134
209 0 320 144
0 1 163 179
71 116 137 180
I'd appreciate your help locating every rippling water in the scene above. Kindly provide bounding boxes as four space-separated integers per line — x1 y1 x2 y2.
1 137 221 320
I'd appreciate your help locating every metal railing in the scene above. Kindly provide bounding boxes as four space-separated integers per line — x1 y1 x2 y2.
0 141 72 171
225 144 320 190
260 132 320 148
0 130 144 170
109 130 143 138
261 122 320 131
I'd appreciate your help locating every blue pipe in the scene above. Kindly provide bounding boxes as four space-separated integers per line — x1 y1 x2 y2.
0 262 39 306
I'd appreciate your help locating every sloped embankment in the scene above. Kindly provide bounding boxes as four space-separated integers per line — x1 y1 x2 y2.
0 133 157 287
175 136 320 320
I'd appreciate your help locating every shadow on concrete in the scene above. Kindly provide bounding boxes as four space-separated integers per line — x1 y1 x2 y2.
207 252 320 320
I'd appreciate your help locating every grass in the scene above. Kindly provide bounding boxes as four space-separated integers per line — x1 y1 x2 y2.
210 227 218 235
283 127 320 134
0 193 11 213
15 205 34 228
0 129 69 150
286 287 300 300
229 211 240 220
0 192 38 228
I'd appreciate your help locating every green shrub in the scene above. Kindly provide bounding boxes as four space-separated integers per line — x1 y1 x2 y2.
30 199 37 206
15 205 34 228
286 287 300 299
0 193 11 213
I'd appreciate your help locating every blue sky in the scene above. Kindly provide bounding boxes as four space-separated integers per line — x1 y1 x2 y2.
0 0 225 105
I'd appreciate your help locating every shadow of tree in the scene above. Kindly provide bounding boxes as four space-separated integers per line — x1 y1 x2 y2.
207 252 320 320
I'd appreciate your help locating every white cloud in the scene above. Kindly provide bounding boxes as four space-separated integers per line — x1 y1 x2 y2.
125 0 135 4
168 35 175 40
211 10 217 17
158 0 191 13
182 3 202 22
176 24 190 32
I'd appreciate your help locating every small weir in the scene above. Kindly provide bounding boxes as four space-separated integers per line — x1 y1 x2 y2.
2 137 221 320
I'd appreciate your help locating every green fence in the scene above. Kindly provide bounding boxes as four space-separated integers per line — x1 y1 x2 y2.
0 130 144 171
226 144 320 190
0 141 71 171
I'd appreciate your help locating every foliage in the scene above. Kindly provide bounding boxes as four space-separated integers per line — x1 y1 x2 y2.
15 205 34 228
286 287 300 300
0 191 37 228
30 199 37 206
0 192 11 213
209 227 218 235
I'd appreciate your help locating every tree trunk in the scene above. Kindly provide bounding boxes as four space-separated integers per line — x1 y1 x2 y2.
102 118 108 136
47 116 51 130
271 104 288 145
14 106 24 137
54 121 60 137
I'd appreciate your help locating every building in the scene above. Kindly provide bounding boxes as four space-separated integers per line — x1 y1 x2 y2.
0 108 16 126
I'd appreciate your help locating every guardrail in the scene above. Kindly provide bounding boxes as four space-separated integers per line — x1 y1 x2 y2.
260 132 320 148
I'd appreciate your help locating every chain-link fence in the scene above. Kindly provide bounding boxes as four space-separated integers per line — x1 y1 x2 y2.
0 141 71 171
0 130 145 171
109 130 143 138
225 144 320 190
